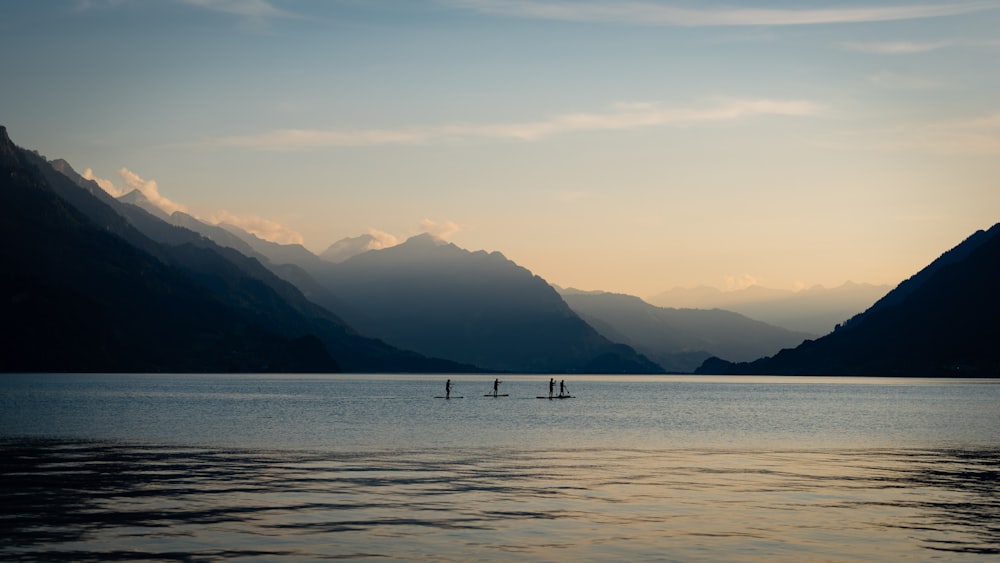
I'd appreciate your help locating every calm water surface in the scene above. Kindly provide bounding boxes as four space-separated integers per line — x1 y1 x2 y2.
1 374 998 561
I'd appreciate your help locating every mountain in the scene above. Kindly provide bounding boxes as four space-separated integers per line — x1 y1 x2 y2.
0 126 474 373
320 234 380 263
219 223 327 273
698 224 1000 376
308 234 663 373
560 289 813 373
649 282 890 335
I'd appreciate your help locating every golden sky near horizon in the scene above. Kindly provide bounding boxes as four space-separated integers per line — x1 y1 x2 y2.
3 1 998 296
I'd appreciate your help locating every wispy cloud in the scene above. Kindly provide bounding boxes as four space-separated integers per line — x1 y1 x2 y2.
446 0 999 26
82 168 127 197
178 0 300 28
118 168 189 216
419 219 466 240
867 72 942 89
724 273 761 291
915 113 1000 154
83 165 306 246
842 38 1000 54
74 0 130 12
203 98 824 150
833 112 1000 155
83 167 184 214
843 40 953 54
209 210 305 245
180 0 292 18
366 227 402 249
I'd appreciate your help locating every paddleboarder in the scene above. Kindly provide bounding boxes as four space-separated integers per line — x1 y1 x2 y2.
549 378 555 399
492 378 502 397
445 379 452 399
560 380 568 397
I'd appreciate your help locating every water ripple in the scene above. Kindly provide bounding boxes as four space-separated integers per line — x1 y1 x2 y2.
2 440 998 561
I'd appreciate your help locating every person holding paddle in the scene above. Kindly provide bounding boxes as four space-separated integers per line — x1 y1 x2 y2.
492 378 502 397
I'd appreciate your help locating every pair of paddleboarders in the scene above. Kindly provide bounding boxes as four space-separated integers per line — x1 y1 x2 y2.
443 378 504 398
442 378 503 398
547 377 569 398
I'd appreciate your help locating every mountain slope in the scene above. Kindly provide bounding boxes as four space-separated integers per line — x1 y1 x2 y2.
310 234 663 373
1 127 337 372
1 126 473 373
561 290 813 372
698 224 1000 376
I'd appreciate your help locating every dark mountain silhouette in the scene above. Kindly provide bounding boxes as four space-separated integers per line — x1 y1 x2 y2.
649 282 890 335
560 289 813 373
698 224 1000 376
0 126 474 373
308 234 663 373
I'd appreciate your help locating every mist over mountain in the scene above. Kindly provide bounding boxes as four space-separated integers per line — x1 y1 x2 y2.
308 234 663 373
699 224 1000 376
321 234 380 263
560 289 813 373
649 282 890 335
0 126 473 373
219 224 327 273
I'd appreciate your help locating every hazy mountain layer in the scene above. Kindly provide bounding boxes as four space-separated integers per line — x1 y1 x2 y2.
1 126 473 373
649 282 890 335
561 290 813 372
698 224 1000 376
309 234 663 373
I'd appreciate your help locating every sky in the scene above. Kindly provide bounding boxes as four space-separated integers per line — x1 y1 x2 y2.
2 0 999 298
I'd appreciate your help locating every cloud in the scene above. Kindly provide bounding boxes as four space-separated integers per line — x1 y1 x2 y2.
209 210 305 245
832 112 1000 155
86 165 308 248
724 273 760 291
446 0 999 26
204 98 824 150
915 113 1000 154
74 0 129 12
178 0 302 30
117 168 188 216
366 227 401 249
82 168 127 197
419 219 465 240
179 0 296 19
867 72 942 90
842 40 953 54
842 39 1000 55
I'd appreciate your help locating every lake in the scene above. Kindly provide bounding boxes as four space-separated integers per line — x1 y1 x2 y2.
1 374 998 561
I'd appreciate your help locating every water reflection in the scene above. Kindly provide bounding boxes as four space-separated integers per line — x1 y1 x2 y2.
2 440 998 561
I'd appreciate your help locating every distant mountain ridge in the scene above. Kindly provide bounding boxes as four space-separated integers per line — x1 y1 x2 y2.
649 282 890 335
306 234 663 373
560 289 813 373
699 224 1000 376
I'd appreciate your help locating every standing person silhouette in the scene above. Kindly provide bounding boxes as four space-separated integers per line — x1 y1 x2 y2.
560 380 568 397
549 378 555 399
445 379 452 399
492 378 502 397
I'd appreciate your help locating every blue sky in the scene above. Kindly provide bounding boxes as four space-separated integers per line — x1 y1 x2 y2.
2 1 999 296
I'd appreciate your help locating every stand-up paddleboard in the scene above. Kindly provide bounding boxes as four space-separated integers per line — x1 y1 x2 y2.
434 396 464 399
536 395 575 399
483 393 510 397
